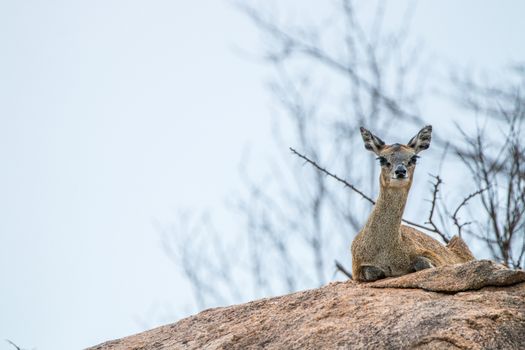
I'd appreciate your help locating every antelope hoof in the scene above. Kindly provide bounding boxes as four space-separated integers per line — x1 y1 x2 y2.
413 256 434 272
361 265 386 282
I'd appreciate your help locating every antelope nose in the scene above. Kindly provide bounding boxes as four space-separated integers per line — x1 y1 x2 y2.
395 165 407 178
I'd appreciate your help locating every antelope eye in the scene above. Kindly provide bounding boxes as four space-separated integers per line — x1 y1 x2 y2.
409 155 419 165
376 156 390 167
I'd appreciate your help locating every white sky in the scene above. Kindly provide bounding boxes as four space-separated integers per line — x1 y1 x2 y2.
0 1 524 349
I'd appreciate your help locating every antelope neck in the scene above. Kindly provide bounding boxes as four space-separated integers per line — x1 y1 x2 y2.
364 186 410 241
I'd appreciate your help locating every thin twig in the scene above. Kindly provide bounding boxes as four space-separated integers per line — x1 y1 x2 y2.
424 175 450 243
451 187 487 237
334 260 352 279
5 340 22 350
290 147 375 205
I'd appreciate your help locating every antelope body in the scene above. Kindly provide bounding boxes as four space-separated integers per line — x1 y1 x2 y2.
351 125 475 282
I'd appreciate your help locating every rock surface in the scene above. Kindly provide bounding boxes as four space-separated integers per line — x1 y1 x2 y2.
88 260 525 350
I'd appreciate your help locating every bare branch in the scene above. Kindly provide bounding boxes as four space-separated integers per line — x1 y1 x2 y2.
420 175 450 243
290 147 375 205
452 70 525 267
236 1 427 129
5 340 22 350
334 260 352 280
451 187 487 237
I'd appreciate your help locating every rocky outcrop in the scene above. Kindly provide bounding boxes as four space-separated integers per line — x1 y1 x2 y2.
88 260 525 350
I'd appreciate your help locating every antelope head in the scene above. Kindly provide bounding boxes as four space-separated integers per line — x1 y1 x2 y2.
359 125 432 189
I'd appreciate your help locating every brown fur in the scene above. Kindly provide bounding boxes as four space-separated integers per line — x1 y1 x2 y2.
351 126 475 282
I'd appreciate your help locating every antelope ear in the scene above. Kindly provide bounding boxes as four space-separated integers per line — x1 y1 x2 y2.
407 125 432 153
360 127 385 155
